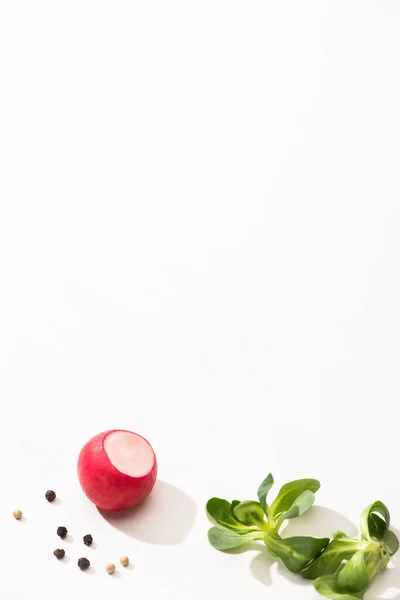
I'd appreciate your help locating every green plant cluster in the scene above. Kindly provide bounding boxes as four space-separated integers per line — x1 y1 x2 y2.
206 474 398 599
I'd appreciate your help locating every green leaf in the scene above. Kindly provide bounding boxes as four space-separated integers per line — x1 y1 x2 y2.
364 548 382 580
233 500 266 528
257 473 274 513
383 529 399 555
314 574 364 599
336 550 369 593
230 500 241 516
333 531 351 540
302 539 367 580
366 513 387 541
206 498 258 533
264 534 329 573
207 526 263 550
360 501 390 541
281 490 315 520
270 478 320 518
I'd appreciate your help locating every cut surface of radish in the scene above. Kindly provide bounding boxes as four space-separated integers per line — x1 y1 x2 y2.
104 430 155 477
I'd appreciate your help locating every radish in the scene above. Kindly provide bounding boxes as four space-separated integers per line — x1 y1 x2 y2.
77 429 157 511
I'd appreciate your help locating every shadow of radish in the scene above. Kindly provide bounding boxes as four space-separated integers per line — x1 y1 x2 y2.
98 480 196 545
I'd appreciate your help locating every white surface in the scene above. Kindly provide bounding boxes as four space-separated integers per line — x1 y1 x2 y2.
1 1 400 599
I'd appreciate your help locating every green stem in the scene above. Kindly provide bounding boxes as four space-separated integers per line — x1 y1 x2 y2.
258 523 270 533
274 514 285 532
266 505 275 529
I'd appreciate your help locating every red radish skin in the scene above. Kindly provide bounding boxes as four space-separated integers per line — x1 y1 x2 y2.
78 430 157 511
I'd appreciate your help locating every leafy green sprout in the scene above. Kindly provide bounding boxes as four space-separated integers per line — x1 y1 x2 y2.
206 473 329 573
304 500 399 599
206 475 399 599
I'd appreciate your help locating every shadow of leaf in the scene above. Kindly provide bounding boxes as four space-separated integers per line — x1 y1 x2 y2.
250 546 314 589
250 547 274 587
98 480 196 545
276 559 313 587
224 541 265 555
281 505 358 540
366 564 400 599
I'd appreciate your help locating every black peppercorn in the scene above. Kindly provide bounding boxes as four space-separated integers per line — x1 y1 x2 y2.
45 490 56 502
54 549 65 560
83 534 93 546
78 557 90 571
57 526 68 539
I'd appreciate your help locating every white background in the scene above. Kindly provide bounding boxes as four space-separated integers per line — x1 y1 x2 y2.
1 1 400 599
